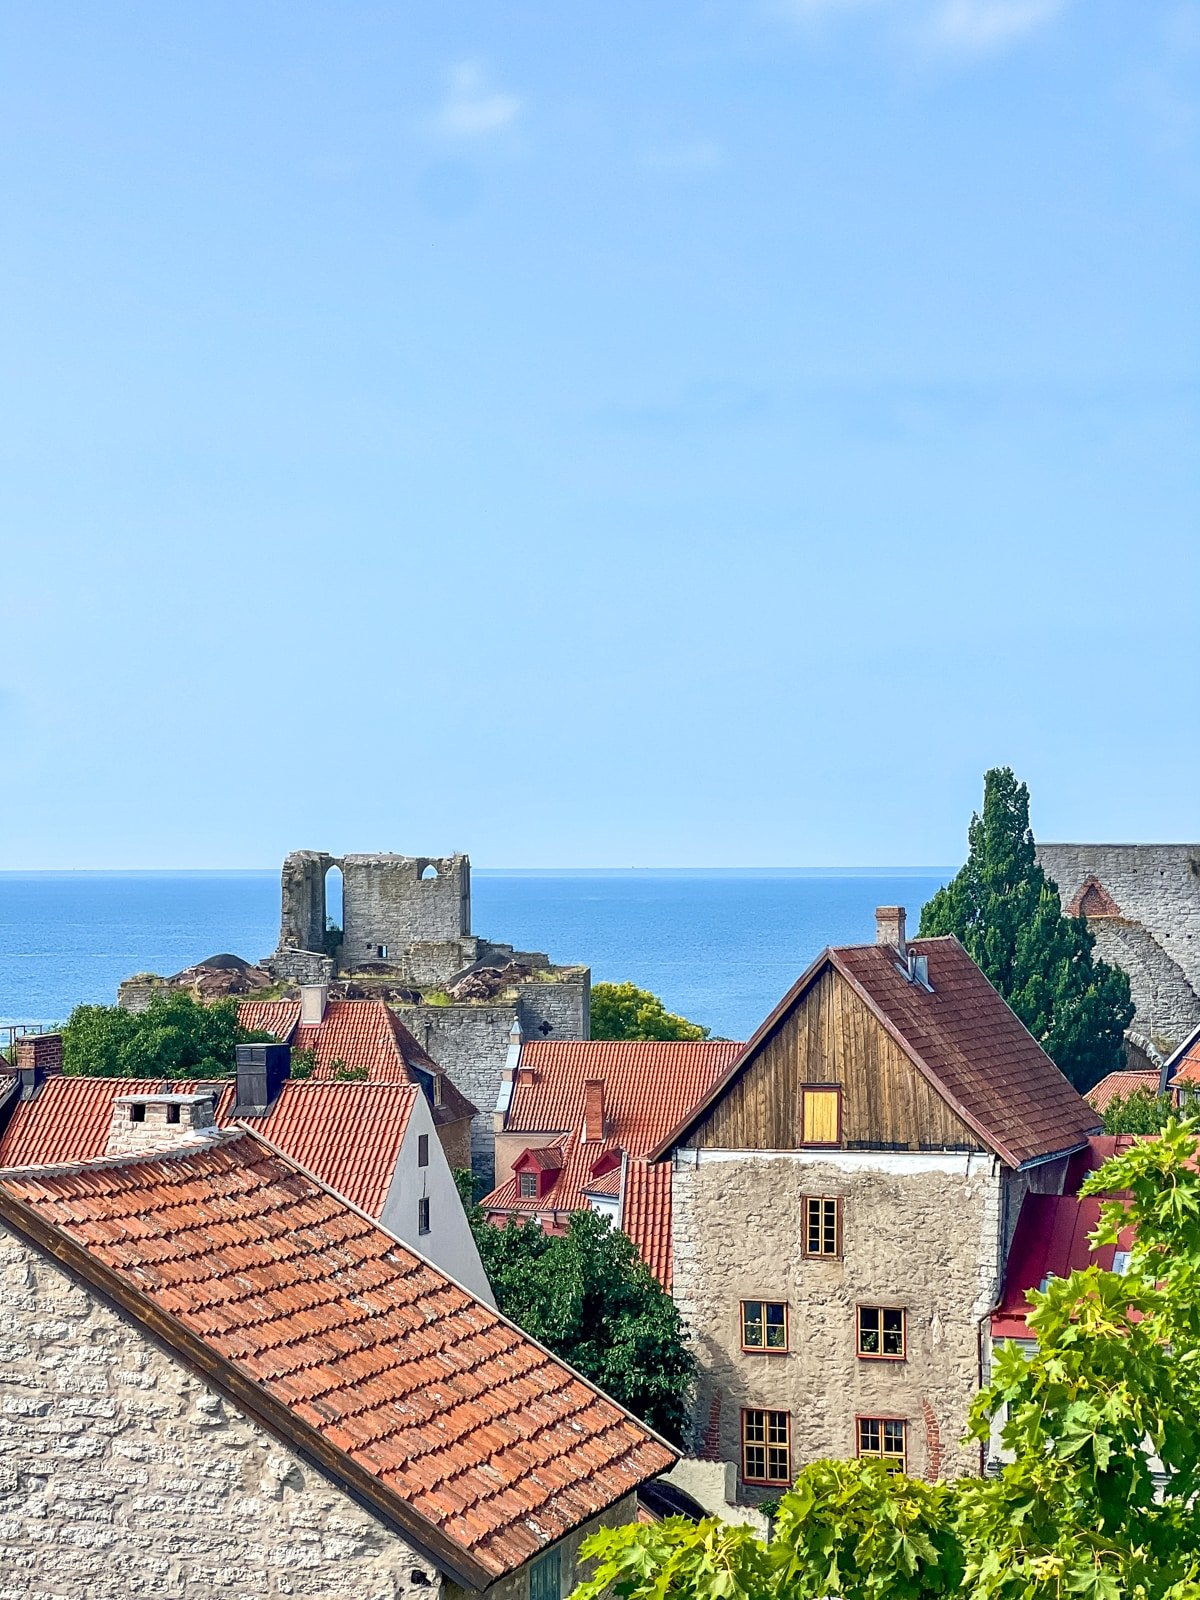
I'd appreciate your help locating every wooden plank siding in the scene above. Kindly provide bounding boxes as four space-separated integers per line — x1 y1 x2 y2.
688 968 982 1152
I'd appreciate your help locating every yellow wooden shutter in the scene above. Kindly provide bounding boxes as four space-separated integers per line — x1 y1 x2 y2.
803 1088 840 1144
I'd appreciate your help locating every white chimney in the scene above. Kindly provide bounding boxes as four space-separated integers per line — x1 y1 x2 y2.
105 1093 218 1158
875 906 907 953
300 984 329 1025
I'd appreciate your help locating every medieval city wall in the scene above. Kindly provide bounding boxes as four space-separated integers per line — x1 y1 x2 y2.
0 1227 436 1600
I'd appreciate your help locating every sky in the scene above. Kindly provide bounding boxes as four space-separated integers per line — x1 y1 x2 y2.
0 0 1197 869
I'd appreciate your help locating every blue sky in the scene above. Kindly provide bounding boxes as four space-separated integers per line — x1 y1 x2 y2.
1 1 1196 868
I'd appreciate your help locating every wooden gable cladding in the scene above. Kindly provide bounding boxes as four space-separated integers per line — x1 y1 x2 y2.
687 966 982 1152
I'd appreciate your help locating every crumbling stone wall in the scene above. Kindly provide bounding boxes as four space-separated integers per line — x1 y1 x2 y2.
671 1148 1006 1492
1037 844 1200 1051
0 1226 438 1600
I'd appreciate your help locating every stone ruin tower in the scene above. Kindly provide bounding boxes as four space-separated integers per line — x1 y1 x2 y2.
272 851 477 986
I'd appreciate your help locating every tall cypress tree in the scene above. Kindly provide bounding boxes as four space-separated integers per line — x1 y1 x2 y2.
919 767 1134 1091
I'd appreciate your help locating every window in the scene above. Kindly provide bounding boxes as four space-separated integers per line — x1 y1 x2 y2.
418 1134 429 1168
519 1171 537 1199
741 1301 788 1351
166 1104 181 1125
742 1409 791 1485
130 1104 146 1123
1112 1249 1131 1275
418 1197 431 1235
804 1196 841 1257
801 1086 841 1145
857 1305 906 1360
529 1547 561 1600
857 1417 907 1469
377 944 389 959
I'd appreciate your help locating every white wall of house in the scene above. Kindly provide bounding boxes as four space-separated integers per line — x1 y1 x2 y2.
380 1089 495 1305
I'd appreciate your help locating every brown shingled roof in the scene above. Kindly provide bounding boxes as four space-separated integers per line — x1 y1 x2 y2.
0 1132 675 1586
652 937 1100 1169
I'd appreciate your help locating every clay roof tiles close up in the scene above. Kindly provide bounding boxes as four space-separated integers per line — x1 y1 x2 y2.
0 1132 674 1585
1086 1070 1162 1114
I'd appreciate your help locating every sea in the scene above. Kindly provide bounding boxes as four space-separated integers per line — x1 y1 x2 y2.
0 869 950 1043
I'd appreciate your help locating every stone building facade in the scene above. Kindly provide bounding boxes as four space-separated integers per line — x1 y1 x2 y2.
1036 844 1200 1056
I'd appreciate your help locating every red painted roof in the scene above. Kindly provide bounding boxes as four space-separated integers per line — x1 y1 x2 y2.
1167 1029 1200 1088
238 998 476 1125
1086 1070 1161 1113
482 1040 740 1286
991 1191 1134 1340
0 1134 674 1582
654 938 1101 1168
0 1076 418 1219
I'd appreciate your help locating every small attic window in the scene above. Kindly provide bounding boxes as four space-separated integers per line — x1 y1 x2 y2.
519 1171 537 1199
166 1104 181 1125
129 1104 146 1123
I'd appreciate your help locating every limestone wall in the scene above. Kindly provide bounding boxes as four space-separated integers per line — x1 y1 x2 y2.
671 1148 1007 1493
0 1225 437 1600
1037 844 1200 1051
342 857 471 971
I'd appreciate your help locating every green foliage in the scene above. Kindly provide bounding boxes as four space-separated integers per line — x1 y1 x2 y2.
61 993 275 1081
919 767 1134 1090
1102 1088 1175 1134
591 982 710 1042
573 1120 1200 1600
331 1059 368 1082
289 1047 317 1081
469 1206 694 1444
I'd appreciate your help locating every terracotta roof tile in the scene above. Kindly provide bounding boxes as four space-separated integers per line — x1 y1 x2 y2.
1086 1070 1161 1113
482 1041 739 1286
0 1076 417 1219
1167 1028 1200 1088
240 999 476 1126
0 1135 674 1580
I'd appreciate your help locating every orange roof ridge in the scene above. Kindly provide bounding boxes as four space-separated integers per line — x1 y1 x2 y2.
0 1124 242 1181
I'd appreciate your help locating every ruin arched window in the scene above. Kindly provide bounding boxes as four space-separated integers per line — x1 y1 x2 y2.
420 864 439 881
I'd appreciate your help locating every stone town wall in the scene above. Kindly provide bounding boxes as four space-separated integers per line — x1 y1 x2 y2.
341 857 471 972
671 1148 1007 1495
443 1498 638 1600
1036 844 1200 1051
0 1225 437 1600
398 979 589 1186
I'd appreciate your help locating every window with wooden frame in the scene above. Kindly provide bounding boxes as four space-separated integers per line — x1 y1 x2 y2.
741 1409 791 1485
857 1416 907 1469
801 1085 841 1146
518 1170 537 1199
857 1305 906 1360
740 1300 789 1352
803 1196 841 1257
417 1133 429 1168
418 1196 431 1235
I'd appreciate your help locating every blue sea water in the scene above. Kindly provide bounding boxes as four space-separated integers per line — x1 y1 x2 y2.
0 869 949 1041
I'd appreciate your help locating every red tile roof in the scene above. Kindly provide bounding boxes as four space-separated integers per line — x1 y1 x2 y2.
1166 1026 1200 1088
653 938 1101 1169
0 1076 417 1219
482 1040 740 1286
0 1133 674 1583
238 998 476 1126
1086 1070 1161 1113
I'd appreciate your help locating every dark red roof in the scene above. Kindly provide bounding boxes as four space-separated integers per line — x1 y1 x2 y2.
0 1133 675 1584
991 1191 1134 1340
653 938 1100 1168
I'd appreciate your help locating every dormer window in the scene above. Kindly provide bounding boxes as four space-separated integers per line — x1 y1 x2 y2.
519 1172 537 1200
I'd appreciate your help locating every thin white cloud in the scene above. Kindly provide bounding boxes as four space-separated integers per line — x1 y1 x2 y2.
430 61 521 140
925 0 1068 53
642 138 727 174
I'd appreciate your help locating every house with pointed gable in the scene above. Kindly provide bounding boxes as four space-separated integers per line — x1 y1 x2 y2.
650 907 1101 1495
0 1097 675 1597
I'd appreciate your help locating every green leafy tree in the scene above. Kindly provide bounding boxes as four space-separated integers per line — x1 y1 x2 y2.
591 982 709 1042
919 767 1134 1090
1102 1088 1175 1135
468 1205 694 1443
573 1121 1200 1600
61 992 274 1080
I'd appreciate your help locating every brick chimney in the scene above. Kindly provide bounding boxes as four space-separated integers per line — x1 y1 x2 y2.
875 906 907 953
300 984 329 1025
12 1033 63 1099
583 1079 606 1144
105 1093 218 1157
